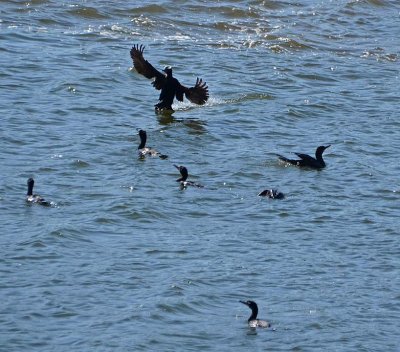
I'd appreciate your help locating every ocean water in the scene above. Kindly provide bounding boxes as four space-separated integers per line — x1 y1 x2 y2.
0 1 399 351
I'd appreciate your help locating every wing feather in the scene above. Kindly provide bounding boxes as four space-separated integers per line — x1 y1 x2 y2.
294 153 315 162
181 77 209 105
130 44 166 90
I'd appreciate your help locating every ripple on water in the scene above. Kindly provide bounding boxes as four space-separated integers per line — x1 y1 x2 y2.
67 6 109 19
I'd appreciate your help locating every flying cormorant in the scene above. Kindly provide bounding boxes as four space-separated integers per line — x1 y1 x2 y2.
130 44 209 112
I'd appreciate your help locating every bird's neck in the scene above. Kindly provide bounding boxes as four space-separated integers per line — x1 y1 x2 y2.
249 307 258 321
138 136 146 149
177 175 187 182
315 150 325 163
27 184 33 196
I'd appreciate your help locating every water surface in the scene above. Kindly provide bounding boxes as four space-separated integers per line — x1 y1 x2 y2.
0 1 399 351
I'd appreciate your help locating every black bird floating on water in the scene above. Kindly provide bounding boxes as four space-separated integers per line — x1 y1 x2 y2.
174 165 204 189
26 178 51 206
277 145 331 169
258 189 285 199
130 44 209 113
137 129 168 159
240 300 271 328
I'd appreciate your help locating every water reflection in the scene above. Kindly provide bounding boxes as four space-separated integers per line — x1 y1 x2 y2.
156 113 208 134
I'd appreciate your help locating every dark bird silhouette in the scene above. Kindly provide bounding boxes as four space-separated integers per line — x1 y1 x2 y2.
174 165 204 189
137 129 168 159
240 300 271 328
26 178 51 206
130 44 209 112
258 189 285 199
277 145 331 169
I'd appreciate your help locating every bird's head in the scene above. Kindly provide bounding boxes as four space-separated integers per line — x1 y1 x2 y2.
240 300 258 310
163 66 173 77
174 164 188 180
319 144 330 153
138 129 146 138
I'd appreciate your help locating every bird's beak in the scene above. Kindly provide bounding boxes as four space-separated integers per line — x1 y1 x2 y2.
325 144 331 149
174 164 180 170
239 300 248 306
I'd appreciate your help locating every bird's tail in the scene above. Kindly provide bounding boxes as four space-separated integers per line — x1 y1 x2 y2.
277 154 297 165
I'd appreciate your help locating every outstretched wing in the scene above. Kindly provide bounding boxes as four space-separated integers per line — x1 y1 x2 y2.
178 78 209 105
130 44 166 90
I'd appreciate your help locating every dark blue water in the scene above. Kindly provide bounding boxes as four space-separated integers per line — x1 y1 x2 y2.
1 1 399 351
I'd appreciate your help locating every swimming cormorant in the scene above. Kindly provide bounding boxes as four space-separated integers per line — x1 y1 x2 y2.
258 189 285 199
240 300 271 328
174 165 204 189
26 178 51 206
130 44 209 112
277 145 331 169
137 129 168 159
